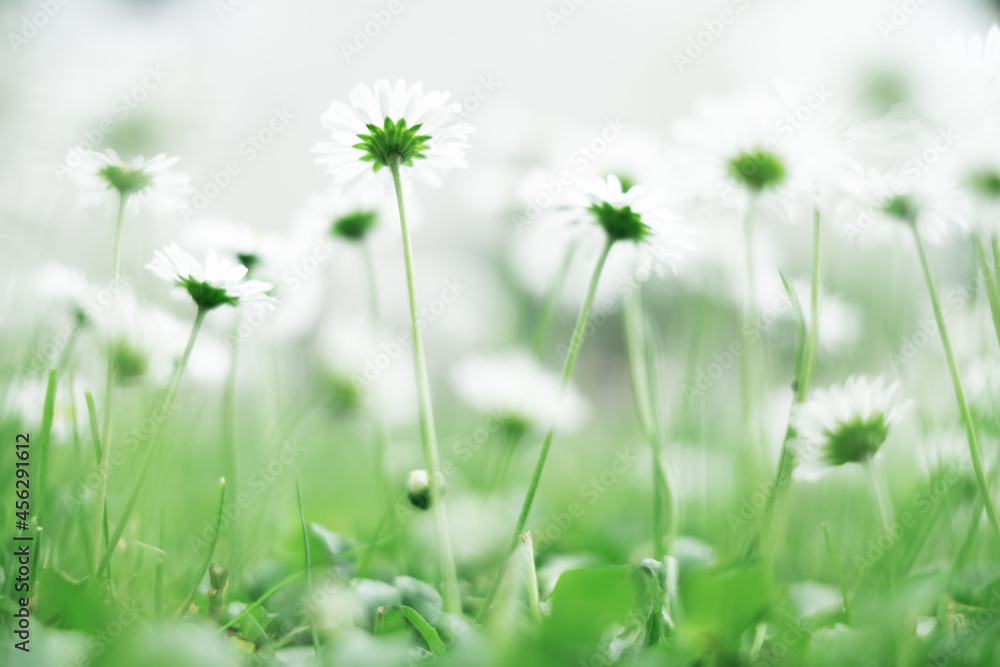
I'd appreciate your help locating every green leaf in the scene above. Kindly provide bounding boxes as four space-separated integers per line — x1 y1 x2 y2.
544 567 638 648
679 561 774 653
400 605 446 657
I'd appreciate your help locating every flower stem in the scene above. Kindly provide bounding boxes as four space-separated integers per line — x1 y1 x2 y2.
222 323 240 565
96 306 206 579
821 522 853 624
913 229 1000 540
387 156 461 615
479 235 614 623
738 211 821 560
532 239 578 358
361 239 391 500
624 284 677 560
92 193 127 577
972 232 1000 350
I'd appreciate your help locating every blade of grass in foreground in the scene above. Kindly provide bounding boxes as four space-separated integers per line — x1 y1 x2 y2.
296 472 321 657
178 477 226 616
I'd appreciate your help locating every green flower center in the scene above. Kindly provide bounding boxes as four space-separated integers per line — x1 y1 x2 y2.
332 210 378 241
883 195 917 223
98 164 153 196
967 169 1000 200
727 149 787 193
113 342 148 382
353 117 431 173
179 277 240 310
823 415 889 466
236 253 260 273
589 202 651 243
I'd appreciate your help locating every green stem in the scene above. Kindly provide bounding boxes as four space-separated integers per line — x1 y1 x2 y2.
479 235 615 623
92 193 127 577
802 209 821 392
222 322 240 566
387 156 461 615
96 307 206 578
973 233 1000 350
624 285 675 560
490 424 525 492
520 532 543 622
532 239 578 358
178 477 226 615
913 230 1000 540
738 214 821 561
295 473 321 657
361 239 391 501
821 523 852 624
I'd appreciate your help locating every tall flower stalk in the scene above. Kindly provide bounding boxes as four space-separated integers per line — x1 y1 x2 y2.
92 193 126 574
912 229 1000 538
74 149 189 577
623 286 679 562
480 175 687 620
314 80 474 613
96 244 273 578
387 154 461 613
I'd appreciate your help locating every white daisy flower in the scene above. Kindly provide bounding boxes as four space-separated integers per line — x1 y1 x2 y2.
839 163 969 247
91 290 190 385
572 174 692 273
317 315 417 427
70 147 190 214
313 79 473 190
790 375 912 480
146 243 275 311
182 218 286 274
450 349 588 434
671 92 800 223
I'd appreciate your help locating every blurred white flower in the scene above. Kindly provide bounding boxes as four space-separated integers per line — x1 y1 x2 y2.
293 188 391 244
318 315 417 427
450 349 588 434
839 163 969 247
146 243 275 311
182 218 286 273
70 147 189 214
571 175 693 282
791 375 912 480
91 290 189 385
671 92 801 223
314 79 473 190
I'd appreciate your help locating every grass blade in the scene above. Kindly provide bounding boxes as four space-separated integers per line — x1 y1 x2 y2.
401 605 446 656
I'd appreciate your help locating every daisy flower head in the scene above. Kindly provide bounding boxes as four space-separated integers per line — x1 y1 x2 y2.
313 80 473 190
671 91 800 222
847 164 968 247
294 187 400 245
573 174 692 275
70 147 190 214
790 375 912 480
182 218 286 274
450 349 589 435
146 243 275 311
92 290 191 385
